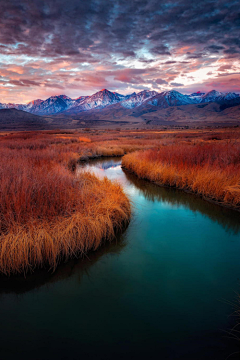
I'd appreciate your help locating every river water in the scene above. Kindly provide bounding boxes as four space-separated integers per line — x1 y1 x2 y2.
0 157 240 360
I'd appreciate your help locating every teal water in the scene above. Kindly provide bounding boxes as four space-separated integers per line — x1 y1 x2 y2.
0 157 240 360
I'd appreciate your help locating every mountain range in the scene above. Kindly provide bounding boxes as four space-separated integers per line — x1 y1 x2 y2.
0 88 240 129
1 88 239 116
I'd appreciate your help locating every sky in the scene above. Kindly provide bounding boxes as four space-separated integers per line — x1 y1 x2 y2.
0 0 240 103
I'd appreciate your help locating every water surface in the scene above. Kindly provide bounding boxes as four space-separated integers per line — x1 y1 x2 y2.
0 157 240 360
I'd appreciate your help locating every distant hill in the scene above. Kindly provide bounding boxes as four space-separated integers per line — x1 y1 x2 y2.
0 109 51 130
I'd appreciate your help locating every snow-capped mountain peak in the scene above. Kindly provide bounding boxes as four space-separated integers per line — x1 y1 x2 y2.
121 90 158 109
201 90 222 103
148 90 195 107
201 90 239 103
0 88 239 115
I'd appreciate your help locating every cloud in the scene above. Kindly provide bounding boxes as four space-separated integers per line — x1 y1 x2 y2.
218 64 233 72
204 45 225 53
155 78 168 85
8 79 41 87
0 0 239 102
170 82 184 87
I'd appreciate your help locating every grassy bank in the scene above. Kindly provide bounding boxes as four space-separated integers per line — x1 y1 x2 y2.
0 134 131 275
122 141 240 210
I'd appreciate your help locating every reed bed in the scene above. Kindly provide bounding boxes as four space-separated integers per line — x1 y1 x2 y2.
0 135 131 275
122 141 240 210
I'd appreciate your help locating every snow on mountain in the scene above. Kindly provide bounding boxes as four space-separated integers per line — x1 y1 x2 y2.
148 90 195 108
201 90 239 103
113 92 126 100
189 91 206 103
0 102 25 110
0 89 239 116
82 89 123 109
121 90 158 109
27 96 69 115
0 96 72 115
24 95 78 115
24 99 44 112
75 96 88 102
148 90 239 109
57 95 76 107
215 92 239 102
27 99 44 107
200 90 223 103
68 89 124 113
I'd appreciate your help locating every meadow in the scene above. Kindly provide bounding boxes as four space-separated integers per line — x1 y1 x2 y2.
0 126 239 275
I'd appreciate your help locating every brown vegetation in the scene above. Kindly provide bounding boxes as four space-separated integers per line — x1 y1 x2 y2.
0 131 132 275
122 135 240 210
1 127 239 274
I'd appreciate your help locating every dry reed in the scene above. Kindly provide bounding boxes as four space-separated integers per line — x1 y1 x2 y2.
0 134 131 275
122 141 240 210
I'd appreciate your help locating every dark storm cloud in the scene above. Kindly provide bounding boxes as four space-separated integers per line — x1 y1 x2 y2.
186 53 204 59
0 0 239 60
204 45 225 53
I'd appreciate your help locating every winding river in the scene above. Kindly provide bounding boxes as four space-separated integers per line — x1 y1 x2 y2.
0 157 240 360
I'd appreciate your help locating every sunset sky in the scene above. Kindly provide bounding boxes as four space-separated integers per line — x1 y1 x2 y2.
0 0 240 103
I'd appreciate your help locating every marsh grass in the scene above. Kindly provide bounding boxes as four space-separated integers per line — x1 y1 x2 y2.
122 141 240 209
0 172 130 275
0 133 131 275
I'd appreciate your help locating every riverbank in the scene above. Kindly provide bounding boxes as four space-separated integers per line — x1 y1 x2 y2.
122 142 240 212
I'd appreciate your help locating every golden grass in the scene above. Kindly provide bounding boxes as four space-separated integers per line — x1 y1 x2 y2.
122 141 240 210
0 171 130 275
0 132 132 275
79 136 91 143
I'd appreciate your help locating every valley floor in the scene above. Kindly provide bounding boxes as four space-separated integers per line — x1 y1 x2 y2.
0 126 239 275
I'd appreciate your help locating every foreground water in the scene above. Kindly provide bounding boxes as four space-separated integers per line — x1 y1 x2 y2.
0 158 240 360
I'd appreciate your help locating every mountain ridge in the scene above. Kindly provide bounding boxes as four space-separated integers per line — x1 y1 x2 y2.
1 88 239 116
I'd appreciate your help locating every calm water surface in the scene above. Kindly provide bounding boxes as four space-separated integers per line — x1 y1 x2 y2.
0 157 240 360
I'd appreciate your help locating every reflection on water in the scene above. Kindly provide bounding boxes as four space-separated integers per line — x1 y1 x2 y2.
123 169 240 236
80 157 240 235
0 157 240 360
0 233 128 295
